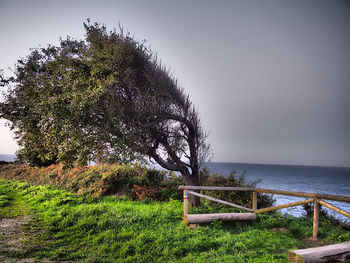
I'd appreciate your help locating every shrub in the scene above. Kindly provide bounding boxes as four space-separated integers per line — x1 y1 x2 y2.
0 163 274 207
303 203 350 232
199 168 275 210
0 163 169 199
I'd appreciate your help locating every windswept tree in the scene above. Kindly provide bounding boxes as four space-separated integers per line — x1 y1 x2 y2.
0 21 210 205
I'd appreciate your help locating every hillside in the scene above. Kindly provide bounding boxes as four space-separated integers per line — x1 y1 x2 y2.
1 177 349 262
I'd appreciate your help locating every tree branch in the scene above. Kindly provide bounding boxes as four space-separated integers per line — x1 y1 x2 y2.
149 146 189 175
158 136 190 168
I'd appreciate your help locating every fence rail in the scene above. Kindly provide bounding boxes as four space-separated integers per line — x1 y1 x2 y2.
179 186 350 238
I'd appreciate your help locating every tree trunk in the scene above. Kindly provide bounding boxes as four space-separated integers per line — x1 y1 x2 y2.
183 172 200 207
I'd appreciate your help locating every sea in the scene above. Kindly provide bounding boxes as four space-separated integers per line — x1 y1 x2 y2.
203 162 350 221
0 154 15 162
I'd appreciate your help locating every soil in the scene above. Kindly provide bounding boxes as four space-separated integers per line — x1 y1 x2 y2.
0 215 49 263
270 227 289 233
302 236 325 247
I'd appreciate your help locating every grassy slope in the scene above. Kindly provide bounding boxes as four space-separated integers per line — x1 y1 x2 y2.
0 179 349 263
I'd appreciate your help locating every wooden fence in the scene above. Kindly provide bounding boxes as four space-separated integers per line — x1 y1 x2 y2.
179 186 350 238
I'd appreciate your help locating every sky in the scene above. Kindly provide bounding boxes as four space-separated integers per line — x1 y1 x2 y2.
0 0 349 167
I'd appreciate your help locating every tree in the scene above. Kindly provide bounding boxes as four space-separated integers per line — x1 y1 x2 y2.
0 21 210 206
1 31 138 166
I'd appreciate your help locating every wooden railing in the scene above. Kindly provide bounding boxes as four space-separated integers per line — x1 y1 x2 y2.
179 186 350 238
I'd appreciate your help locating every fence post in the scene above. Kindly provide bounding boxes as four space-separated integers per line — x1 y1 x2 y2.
184 190 189 215
313 198 319 239
252 191 257 212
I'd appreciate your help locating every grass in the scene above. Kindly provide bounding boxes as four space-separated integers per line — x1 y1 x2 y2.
0 178 349 262
0 194 12 207
0 187 30 218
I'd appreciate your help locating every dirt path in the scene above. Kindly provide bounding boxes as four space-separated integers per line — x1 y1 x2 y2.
0 215 49 263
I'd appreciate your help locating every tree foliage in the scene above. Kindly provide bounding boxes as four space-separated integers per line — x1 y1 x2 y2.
0 21 210 196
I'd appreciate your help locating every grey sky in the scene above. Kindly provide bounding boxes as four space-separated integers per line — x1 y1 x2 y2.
0 0 349 167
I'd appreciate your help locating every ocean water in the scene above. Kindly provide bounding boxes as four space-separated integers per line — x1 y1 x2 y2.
0 154 15 162
203 162 350 221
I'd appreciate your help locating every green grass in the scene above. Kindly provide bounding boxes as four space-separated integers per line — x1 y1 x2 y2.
0 187 30 218
0 178 349 262
0 194 12 207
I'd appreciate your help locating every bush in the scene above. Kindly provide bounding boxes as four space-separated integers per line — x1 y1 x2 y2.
303 203 350 232
0 163 172 200
199 169 275 211
0 163 274 207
